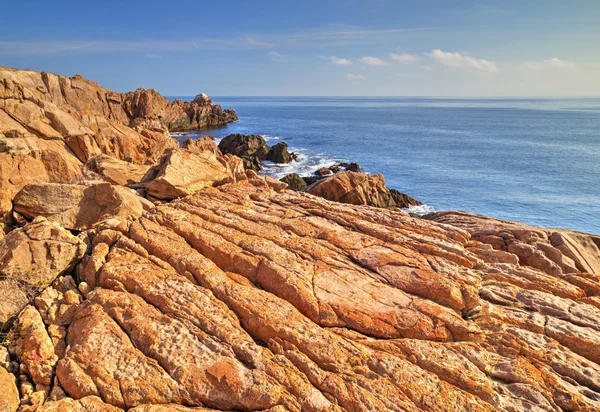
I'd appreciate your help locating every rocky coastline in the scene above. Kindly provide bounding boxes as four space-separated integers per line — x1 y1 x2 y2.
1 67 600 411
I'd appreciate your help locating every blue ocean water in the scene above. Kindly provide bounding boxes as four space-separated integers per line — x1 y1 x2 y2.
171 97 600 234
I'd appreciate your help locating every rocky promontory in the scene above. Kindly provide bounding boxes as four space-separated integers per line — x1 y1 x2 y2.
0 66 237 231
1 67 600 412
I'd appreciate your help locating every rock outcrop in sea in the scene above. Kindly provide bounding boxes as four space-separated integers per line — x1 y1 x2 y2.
218 134 296 171
1 67 600 412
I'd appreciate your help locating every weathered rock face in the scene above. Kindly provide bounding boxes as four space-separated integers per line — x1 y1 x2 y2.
0 218 86 327
307 170 419 209
0 67 179 166
425 211 600 277
0 67 236 231
13 183 145 231
0 131 83 231
4 182 598 411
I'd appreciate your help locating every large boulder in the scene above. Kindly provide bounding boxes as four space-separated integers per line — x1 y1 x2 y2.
143 150 233 200
0 367 19 412
12 305 58 387
240 155 263 171
217 134 270 160
266 142 293 163
280 173 307 191
181 136 221 156
307 171 409 208
13 182 145 231
0 218 86 327
85 154 151 185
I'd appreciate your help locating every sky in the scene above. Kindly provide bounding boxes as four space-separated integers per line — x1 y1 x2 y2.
1 0 599 96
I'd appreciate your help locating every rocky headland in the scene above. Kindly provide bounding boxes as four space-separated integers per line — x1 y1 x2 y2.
1 67 600 412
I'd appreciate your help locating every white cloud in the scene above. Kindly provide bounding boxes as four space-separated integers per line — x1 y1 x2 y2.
521 57 575 71
389 52 418 63
325 56 353 65
357 56 388 66
346 73 365 81
145 53 162 59
427 49 498 72
268 51 285 62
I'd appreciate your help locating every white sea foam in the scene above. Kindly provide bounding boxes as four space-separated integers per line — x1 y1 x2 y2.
401 204 436 216
261 148 345 179
261 134 281 142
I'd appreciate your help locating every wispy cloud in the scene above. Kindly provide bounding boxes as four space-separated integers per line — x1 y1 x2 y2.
357 56 388 66
0 36 274 56
427 49 498 72
346 73 365 81
286 25 452 43
145 53 162 59
520 57 575 71
389 52 418 63
243 36 275 48
268 51 286 62
0 25 451 56
324 56 353 65
396 72 423 79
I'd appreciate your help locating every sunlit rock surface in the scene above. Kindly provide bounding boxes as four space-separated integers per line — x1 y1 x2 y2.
5 182 598 411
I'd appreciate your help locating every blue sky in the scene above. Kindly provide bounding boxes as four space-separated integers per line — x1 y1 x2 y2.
1 0 599 96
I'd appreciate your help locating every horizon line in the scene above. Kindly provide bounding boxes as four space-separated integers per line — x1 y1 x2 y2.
166 95 600 99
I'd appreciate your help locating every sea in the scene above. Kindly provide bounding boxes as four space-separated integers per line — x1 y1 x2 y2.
169 97 600 235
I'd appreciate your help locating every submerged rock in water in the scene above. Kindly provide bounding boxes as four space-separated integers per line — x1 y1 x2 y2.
339 162 361 172
218 134 296 170
266 141 293 163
